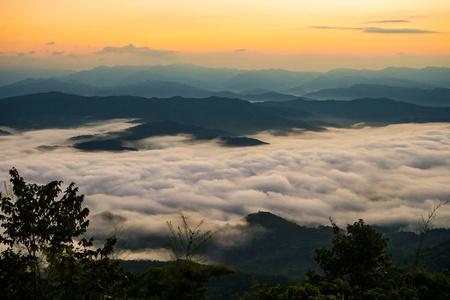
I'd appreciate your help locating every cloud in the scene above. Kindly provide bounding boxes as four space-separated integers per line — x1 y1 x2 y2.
0 51 26 57
234 49 247 52
95 44 177 58
311 26 438 34
1 122 449 258
46 41 55 46
366 20 410 23
52 51 64 55
364 28 438 34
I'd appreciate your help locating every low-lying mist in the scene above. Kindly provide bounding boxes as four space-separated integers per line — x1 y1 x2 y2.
1 121 449 259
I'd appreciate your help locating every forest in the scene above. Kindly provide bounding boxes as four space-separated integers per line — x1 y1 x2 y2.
1 168 449 299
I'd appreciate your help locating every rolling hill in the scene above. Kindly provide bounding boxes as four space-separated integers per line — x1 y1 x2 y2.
0 92 318 133
305 84 450 107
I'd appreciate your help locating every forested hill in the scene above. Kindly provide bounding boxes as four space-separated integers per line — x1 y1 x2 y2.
2 92 450 135
205 212 450 278
120 211 450 278
259 98 450 126
0 92 317 133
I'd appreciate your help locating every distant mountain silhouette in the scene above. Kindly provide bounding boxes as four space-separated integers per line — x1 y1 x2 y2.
0 92 319 133
305 84 450 107
100 80 234 98
0 77 305 101
298 76 433 93
259 98 450 126
222 69 320 92
239 92 298 102
0 78 101 98
282 86 307 96
2 92 448 135
58 65 151 87
325 66 450 88
60 63 241 90
4 65 450 94
0 78 246 99
241 88 273 95
0 68 75 87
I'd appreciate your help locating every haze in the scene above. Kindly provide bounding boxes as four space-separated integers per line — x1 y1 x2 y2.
1 0 449 71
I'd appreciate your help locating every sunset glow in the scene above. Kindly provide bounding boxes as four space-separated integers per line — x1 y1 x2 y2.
1 0 449 70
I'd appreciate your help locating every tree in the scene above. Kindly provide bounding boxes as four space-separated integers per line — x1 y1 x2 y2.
149 211 236 300
0 168 127 299
413 199 448 271
167 211 215 263
314 219 393 293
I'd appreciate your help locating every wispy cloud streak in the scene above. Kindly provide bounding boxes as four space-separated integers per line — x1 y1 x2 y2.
366 20 410 24
311 26 438 34
95 44 177 58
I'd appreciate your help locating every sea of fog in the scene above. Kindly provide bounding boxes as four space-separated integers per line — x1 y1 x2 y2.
1 121 449 260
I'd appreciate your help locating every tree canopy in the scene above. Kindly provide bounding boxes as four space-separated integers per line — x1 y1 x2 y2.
0 168 234 299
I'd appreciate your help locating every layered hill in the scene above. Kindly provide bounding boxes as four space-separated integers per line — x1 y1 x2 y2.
118 211 450 278
2 92 449 134
259 98 450 126
0 78 300 102
0 92 317 133
305 84 450 107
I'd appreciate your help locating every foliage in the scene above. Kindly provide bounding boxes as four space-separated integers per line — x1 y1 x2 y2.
2 169 449 299
0 168 127 299
413 199 448 271
160 212 235 299
0 169 235 299
314 219 393 292
241 219 450 300
132 260 235 300
167 211 215 263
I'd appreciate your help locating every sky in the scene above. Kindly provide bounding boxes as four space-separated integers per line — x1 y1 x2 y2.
1 0 449 71
1 121 449 258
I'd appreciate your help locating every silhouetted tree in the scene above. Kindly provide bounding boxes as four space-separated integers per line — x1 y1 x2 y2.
314 219 393 293
0 168 127 299
167 211 215 263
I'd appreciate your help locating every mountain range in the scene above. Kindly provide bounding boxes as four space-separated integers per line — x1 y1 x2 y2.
2 64 450 95
0 92 317 133
259 98 450 126
305 84 450 107
0 77 299 102
1 92 449 135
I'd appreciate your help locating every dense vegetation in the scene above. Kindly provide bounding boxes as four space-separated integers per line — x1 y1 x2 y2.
239 219 450 300
0 168 234 299
1 169 449 299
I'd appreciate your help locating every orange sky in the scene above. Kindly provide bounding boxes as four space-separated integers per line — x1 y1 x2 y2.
1 0 449 70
